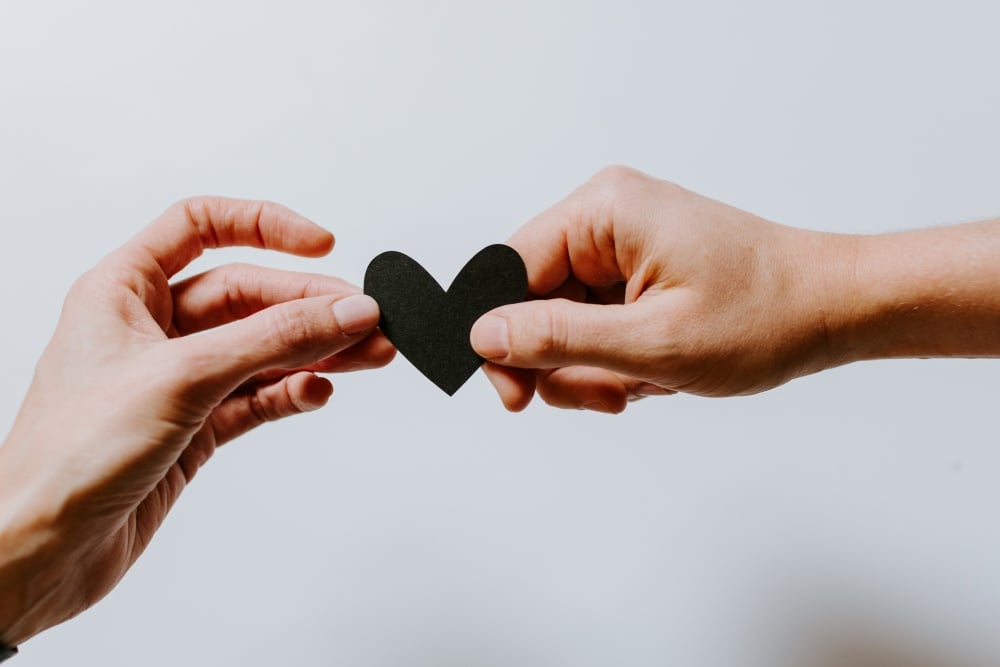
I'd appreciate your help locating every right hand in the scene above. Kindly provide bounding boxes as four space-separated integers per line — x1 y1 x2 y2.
470 166 858 412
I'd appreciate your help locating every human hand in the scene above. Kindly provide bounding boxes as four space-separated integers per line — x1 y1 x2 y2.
0 198 394 645
470 166 858 412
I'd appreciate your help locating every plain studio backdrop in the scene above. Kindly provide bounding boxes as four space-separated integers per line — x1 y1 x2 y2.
2 2 999 666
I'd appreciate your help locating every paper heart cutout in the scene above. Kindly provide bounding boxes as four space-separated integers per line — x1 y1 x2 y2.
364 244 528 395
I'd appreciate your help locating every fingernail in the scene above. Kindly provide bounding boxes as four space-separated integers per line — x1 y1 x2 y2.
332 294 380 335
633 382 673 397
582 401 614 413
299 393 329 412
471 315 509 358
300 380 335 412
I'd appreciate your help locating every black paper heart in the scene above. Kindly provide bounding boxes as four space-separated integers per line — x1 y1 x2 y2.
364 244 528 395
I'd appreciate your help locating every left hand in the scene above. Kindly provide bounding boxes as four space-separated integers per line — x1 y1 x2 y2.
0 197 394 646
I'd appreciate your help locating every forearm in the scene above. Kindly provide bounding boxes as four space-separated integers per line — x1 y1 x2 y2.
827 218 1000 363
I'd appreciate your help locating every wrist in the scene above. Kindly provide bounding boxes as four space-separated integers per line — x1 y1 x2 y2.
0 442 73 647
0 519 67 647
818 220 1000 362
776 227 866 375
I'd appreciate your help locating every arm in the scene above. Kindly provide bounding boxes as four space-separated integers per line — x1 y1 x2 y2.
0 197 395 646
835 221 1000 361
470 166 1000 412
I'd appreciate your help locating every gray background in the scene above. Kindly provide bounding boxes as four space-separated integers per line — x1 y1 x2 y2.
2 1 999 665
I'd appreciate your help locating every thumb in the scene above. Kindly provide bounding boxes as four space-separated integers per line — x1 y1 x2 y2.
470 298 662 376
174 293 381 396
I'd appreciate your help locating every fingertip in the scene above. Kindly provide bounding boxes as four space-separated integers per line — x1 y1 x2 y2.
367 331 398 367
266 202 335 257
312 228 336 257
578 381 628 413
290 223 335 258
599 386 629 414
482 363 535 412
293 372 334 411
537 366 630 413
331 294 381 335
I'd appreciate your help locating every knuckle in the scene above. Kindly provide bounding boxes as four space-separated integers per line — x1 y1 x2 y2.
266 303 318 354
581 165 650 223
215 262 264 294
297 275 329 300
522 304 571 363
218 268 245 320
248 392 278 424
172 196 213 223
593 163 640 182
174 196 220 247
66 269 97 301
248 381 300 424
254 199 281 219
84 260 161 306
213 263 257 319
241 198 268 228
175 194 228 213
174 196 269 249
586 165 686 207
589 164 643 196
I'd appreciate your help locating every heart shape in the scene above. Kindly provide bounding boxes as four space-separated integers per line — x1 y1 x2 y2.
364 244 528 395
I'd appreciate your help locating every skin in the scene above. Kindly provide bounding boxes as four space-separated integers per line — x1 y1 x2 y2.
0 197 395 646
471 166 1000 412
3 169 999 648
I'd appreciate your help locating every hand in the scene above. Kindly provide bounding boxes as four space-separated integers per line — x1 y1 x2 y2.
472 166 1000 413
0 198 395 645
470 166 858 412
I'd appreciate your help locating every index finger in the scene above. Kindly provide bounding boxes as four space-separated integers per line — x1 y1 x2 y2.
507 166 639 296
121 197 335 278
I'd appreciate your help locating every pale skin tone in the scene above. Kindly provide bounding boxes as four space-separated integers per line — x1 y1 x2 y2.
0 197 395 646
4 169 1000 648
471 165 1000 412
